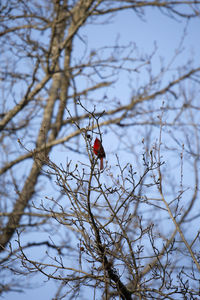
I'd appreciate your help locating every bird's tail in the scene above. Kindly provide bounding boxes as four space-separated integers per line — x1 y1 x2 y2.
100 157 104 170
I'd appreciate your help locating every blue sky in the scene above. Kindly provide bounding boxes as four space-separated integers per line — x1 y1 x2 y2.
5 4 200 300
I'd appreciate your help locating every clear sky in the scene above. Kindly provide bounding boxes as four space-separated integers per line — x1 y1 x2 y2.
5 4 200 300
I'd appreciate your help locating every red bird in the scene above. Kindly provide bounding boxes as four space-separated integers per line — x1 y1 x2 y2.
93 137 106 170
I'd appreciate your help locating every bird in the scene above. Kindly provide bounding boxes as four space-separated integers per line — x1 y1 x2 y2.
93 137 106 170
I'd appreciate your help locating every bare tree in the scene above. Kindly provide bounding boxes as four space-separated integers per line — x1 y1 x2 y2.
0 0 200 299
